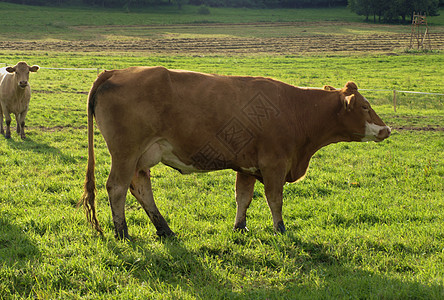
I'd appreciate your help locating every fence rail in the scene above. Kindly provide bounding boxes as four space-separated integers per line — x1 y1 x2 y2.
3 64 443 112
41 67 101 75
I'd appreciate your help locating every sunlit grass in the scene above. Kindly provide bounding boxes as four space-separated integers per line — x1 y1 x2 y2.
0 6 443 297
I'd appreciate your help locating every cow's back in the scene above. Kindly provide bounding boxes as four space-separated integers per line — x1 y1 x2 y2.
0 68 13 98
92 67 293 173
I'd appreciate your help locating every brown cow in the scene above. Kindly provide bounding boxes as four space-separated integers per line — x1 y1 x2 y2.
80 66 391 239
0 61 39 139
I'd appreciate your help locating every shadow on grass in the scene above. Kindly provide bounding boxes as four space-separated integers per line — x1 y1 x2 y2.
4 133 76 164
0 213 41 296
104 234 231 298
0 214 40 265
106 230 444 299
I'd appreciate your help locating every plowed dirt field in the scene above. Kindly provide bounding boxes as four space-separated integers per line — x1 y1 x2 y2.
3 22 443 54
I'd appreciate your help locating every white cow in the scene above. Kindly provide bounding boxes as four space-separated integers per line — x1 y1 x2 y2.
0 61 39 139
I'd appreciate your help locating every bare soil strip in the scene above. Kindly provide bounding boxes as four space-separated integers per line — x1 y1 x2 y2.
3 31 443 54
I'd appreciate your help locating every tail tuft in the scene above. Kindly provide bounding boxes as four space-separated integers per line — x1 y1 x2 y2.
78 165 103 234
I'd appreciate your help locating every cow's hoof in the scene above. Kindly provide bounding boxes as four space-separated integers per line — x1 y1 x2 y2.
234 227 249 234
276 221 286 234
115 232 132 241
233 220 249 232
233 222 249 233
156 228 175 238
114 225 131 241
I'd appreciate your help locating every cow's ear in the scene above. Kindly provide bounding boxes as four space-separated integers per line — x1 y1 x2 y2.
323 85 336 91
343 81 358 95
29 65 39 72
6 66 15 73
343 95 355 111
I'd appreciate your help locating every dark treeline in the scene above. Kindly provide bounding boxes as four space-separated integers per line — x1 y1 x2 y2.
189 0 348 8
1 0 348 8
1 0 441 23
348 0 441 23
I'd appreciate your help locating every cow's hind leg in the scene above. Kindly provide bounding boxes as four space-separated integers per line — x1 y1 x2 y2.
130 169 174 237
106 159 136 240
233 172 256 232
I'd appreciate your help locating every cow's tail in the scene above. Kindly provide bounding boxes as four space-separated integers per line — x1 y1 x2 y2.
78 71 112 235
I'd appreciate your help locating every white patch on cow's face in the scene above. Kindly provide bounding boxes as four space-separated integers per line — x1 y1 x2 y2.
361 122 390 142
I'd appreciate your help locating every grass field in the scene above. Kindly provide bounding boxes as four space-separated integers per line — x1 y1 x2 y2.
0 3 443 299
1 2 444 54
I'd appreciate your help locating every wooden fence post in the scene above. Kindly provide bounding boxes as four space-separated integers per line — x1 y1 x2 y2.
393 90 397 112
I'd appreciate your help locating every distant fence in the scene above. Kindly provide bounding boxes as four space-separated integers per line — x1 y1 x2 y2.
3 64 444 112
360 89 444 112
2 63 101 75
41 67 102 75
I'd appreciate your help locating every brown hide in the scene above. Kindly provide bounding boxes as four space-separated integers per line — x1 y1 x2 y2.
81 66 390 239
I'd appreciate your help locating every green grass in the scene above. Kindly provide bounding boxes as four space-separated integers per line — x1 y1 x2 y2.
3 52 443 110
0 52 443 299
0 4 444 298
3 51 444 92
1 2 444 41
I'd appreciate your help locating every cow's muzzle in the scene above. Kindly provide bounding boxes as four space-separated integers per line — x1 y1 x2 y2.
362 122 391 142
377 126 391 141
19 81 28 88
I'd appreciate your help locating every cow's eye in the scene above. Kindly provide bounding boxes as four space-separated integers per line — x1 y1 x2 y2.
362 105 369 110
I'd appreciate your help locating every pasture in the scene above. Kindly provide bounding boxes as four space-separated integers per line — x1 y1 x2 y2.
1 3 444 299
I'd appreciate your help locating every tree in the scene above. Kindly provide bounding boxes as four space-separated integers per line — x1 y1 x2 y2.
348 0 373 21
348 0 440 23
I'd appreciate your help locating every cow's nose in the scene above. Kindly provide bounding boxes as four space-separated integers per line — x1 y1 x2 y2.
378 127 391 140
19 81 28 88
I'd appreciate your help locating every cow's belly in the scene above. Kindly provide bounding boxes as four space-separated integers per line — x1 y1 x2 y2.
138 139 205 174
138 139 259 176
160 142 204 174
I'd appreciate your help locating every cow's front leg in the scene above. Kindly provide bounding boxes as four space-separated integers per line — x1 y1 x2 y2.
4 110 12 139
17 111 27 139
130 169 174 238
262 168 287 234
20 121 25 139
16 113 21 134
0 108 4 135
233 172 256 232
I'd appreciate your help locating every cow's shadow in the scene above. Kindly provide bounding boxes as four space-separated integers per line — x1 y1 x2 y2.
3 133 76 164
0 213 41 266
105 234 228 297
105 230 443 298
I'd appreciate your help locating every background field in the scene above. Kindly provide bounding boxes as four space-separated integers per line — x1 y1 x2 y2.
1 2 444 54
0 3 443 299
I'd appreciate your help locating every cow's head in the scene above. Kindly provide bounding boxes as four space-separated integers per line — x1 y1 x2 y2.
6 61 39 89
326 81 391 142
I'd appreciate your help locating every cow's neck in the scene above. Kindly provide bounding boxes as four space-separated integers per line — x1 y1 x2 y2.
300 91 345 148
287 90 346 182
